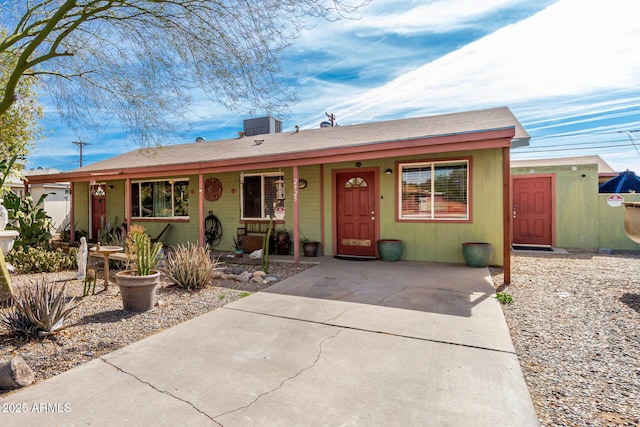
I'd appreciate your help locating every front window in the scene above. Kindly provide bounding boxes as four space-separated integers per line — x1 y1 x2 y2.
242 172 284 219
399 160 468 220
131 179 189 218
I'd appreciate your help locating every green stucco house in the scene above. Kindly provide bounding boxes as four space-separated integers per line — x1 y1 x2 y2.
27 107 530 282
511 156 640 251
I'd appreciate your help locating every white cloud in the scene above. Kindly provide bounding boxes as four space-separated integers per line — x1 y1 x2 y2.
349 0 537 34
330 0 640 123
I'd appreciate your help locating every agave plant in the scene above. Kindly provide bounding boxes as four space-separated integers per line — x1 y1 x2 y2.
0 280 80 338
162 243 218 290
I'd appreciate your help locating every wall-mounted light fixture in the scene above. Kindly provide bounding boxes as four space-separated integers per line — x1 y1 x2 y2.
94 185 105 196
355 162 362 167
385 169 393 175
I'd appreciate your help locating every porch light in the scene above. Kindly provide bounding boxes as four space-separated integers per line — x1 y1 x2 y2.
385 169 393 175
94 185 105 196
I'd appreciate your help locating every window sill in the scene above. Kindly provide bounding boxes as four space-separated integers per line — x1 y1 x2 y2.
132 217 189 223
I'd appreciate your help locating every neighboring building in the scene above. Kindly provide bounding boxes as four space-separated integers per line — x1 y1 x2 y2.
4 168 71 235
26 107 530 281
511 156 640 251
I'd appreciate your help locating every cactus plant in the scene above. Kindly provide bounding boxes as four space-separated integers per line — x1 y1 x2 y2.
133 233 163 276
0 249 13 306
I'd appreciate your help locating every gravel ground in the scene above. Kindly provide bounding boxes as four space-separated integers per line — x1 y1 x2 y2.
0 260 313 397
2 252 639 426
491 251 640 427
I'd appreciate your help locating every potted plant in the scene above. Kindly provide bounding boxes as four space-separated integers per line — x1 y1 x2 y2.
114 230 163 312
377 239 402 262
302 237 320 257
232 236 244 257
462 242 493 267
273 229 290 255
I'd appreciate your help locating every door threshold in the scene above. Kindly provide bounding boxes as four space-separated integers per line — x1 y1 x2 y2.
512 245 553 252
334 255 377 261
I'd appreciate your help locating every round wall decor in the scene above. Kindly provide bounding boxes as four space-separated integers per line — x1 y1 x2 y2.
204 177 223 202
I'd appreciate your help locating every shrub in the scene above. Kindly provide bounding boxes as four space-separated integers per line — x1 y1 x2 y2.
6 246 77 273
0 280 79 338
2 190 54 249
496 291 514 305
162 243 218 290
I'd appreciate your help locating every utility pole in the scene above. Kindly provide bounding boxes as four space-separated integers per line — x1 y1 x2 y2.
72 141 90 167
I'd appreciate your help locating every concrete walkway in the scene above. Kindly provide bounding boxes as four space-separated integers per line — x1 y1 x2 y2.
0 259 539 426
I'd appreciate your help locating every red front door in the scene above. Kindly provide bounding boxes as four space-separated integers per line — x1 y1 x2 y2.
336 171 376 257
91 184 107 241
512 176 552 246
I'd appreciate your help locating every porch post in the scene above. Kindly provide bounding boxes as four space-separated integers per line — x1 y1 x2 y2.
125 178 131 232
69 182 75 242
503 146 511 285
199 174 205 247
293 166 300 266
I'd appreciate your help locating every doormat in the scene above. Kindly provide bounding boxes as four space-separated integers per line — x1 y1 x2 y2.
512 245 554 252
334 255 377 261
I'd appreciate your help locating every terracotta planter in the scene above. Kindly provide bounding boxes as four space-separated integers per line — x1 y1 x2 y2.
115 270 161 312
303 241 319 257
276 246 289 255
377 239 402 262
462 242 493 267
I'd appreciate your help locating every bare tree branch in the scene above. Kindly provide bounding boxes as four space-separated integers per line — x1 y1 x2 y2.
0 0 370 147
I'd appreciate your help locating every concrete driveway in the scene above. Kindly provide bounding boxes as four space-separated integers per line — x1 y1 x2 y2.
0 259 538 426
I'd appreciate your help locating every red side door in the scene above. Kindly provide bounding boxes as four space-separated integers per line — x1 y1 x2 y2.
336 171 376 257
512 176 552 246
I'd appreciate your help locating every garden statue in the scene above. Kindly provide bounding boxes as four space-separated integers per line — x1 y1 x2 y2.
76 237 88 279
0 199 7 231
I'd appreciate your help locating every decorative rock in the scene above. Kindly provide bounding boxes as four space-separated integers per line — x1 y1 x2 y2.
263 276 280 284
251 276 263 284
0 356 35 389
238 271 252 282
229 266 245 275
253 271 267 278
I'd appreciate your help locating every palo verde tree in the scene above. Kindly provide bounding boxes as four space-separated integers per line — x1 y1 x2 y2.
0 0 368 146
0 28 43 163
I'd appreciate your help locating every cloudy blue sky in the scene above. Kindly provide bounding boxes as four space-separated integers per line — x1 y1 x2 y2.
29 0 640 173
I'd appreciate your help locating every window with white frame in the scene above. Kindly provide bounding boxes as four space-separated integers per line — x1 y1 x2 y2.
241 172 284 219
399 160 468 220
131 179 189 218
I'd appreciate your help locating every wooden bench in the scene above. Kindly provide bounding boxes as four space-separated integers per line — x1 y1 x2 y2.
238 221 275 252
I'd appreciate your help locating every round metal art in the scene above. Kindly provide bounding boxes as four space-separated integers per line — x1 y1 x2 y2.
204 177 223 202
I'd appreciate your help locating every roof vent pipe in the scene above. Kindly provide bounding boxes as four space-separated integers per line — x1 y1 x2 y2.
195 136 205 142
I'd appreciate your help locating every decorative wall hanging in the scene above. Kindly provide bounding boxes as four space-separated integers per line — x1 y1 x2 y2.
204 177 223 202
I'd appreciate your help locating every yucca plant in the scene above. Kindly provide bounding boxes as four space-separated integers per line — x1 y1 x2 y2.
0 280 79 338
162 243 218 290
